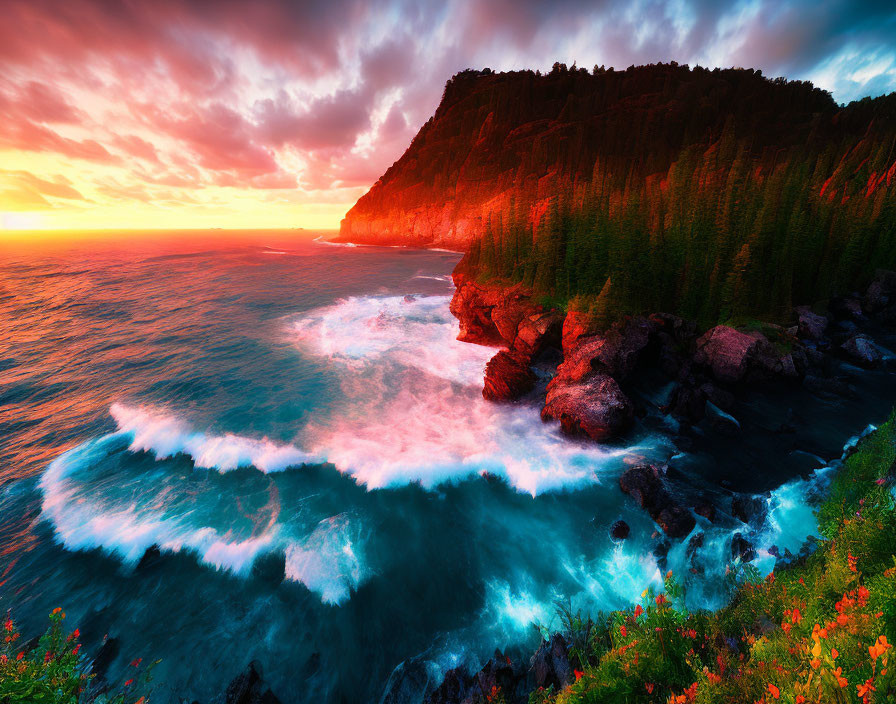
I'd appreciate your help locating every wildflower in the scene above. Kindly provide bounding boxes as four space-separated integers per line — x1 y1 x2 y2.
796 697 805 704
767 683 780 699
645 682 654 693
641 588 649 598
810 658 820 670
831 648 838 659
791 608 802 624
0 654 6 665
125 679 134 687
574 669 584 681
798 577 804 584
620 625 628 637
16 652 23 661
837 613 849 626
634 605 644 619
858 586 869 604
833 667 848 687
655 594 668 606
44 651 52 663
52 607 62 615
130 658 142 668
73 644 81 656
781 622 792 634
3 618 12 632
857 679 875 697
848 553 858 572
876 478 886 485
811 624 827 640
869 635 891 660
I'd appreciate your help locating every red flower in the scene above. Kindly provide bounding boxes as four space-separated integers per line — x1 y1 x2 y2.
620 626 628 637
3 618 12 633
645 683 654 693
130 658 142 668
655 594 668 606
574 669 584 682
634 604 644 619
73 644 81 656
16 652 23 661
767 684 780 699
125 679 134 687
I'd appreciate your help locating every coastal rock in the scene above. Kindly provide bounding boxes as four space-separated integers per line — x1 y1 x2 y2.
483 351 537 401
514 311 563 358
220 661 281 704
795 306 828 340
830 296 864 321
841 334 882 367
863 270 896 314
557 317 655 383
610 519 630 540
731 495 767 526
426 668 471 704
618 464 696 538
542 374 634 442
530 634 572 691
561 310 601 355
694 326 761 384
449 280 505 346
380 656 437 704
731 533 756 563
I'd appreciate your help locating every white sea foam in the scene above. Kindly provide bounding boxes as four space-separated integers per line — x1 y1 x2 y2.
110 403 320 472
284 514 369 604
291 293 660 494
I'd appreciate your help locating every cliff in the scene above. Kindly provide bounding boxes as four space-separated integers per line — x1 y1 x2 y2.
341 63 896 325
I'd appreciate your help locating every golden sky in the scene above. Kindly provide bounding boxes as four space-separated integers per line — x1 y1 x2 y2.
2 0 895 231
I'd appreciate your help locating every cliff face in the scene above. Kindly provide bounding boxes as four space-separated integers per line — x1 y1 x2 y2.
339 63 878 251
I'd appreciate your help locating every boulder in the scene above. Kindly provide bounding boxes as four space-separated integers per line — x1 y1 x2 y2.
731 495 767 526
561 310 601 355
220 661 281 704
863 270 896 314
514 311 563 358
426 667 471 704
542 374 634 442
483 351 536 402
841 334 882 367
666 382 706 423
618 464 696 538
830 296 864 321
795 306 828 340
610 519 630 540
731 533 755 563
556 317 655 384
694 326 761 384
529 634 572 691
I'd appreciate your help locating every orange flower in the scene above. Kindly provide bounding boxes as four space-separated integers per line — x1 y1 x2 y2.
781 622 792 634
857 586 869 604
831 648 838 659
767 684 780 699
634 605 644 619
833 667 848 687
52 607 61 615
810 658 820 670
656 594 668 606
857 678 875 697
848 553 858 572
645 683 655 693
795 697 805 704
791 608 802 624
837 613 849 626
574 669 584 681
869 635 891 660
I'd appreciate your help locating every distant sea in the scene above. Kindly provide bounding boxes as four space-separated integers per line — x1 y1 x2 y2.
0 230 891 702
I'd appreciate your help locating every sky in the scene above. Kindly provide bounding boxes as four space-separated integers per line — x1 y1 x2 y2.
2 0 896 231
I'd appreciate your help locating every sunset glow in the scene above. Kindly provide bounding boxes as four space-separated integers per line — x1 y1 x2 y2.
2 0 896 231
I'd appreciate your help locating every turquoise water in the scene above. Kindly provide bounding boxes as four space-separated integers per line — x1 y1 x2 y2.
0 231 881 702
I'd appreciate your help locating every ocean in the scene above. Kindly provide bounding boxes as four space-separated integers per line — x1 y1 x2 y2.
0 230 891 702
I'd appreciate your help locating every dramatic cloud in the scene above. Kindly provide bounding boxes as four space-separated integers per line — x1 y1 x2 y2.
1 0 895 229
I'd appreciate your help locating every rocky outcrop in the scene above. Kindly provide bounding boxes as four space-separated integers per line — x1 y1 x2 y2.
841 334 882 367
795 306 828 341
483 351 537 401
863 270 896 315
694 326 761 384
426 650 529 704
618 464 696 538
529 635 573 691
555 317 655 383
217 662 282 704
542 374 634 442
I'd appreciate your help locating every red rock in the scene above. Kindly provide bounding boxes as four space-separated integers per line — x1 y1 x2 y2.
694 325 761 384
482 351 537 402
555 317 655 384
514 311 564 357
561 310 601 355
541 373 633 442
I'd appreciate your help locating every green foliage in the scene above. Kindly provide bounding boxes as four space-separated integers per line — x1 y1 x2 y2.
1 608 155 704
533 415 896 704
